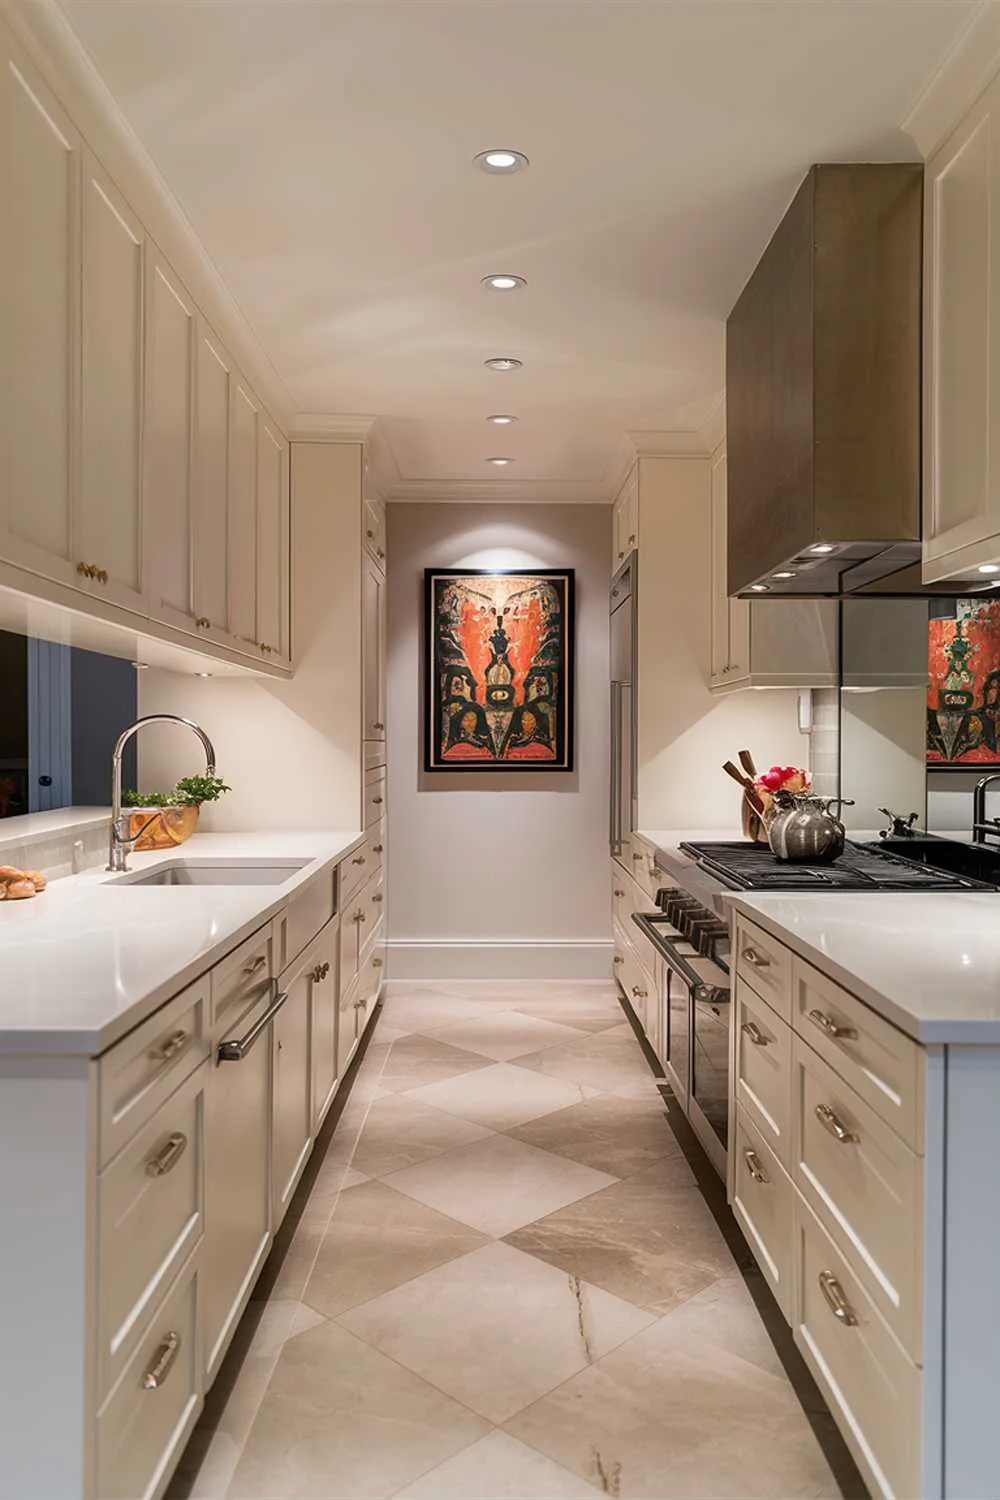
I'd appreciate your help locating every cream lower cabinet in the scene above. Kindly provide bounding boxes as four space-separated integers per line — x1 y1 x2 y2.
728 911 1000 1500
0 845 382 1500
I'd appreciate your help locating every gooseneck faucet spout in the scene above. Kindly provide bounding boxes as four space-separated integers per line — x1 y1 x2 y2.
972 772 1000 846
108 715 217 872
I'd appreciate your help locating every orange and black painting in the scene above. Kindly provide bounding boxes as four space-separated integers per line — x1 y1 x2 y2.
928 597 1000 767
425 570 574 771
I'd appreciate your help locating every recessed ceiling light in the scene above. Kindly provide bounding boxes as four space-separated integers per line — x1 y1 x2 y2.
131 661 148 670
484 357 522 372
487 414 517 425
978 564 1000 574
487 457 513 466
195 671 213 678
749 584 770 593
475 149 529 175
772 571 796 580
809 543 836 554
482 274 526 292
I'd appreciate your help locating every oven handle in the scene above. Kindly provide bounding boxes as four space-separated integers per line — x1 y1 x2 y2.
630 912 730 1003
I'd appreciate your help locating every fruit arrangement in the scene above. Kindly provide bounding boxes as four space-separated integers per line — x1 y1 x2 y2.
0 865 47 900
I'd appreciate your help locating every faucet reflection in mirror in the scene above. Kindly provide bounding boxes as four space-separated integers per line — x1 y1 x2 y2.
108 715 216 872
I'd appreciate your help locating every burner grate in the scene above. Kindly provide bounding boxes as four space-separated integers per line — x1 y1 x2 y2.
679 841 989 892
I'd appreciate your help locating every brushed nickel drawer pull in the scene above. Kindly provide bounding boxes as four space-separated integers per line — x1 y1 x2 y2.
373 957 383 968
145 1131 187 1178
148 1029 188 1064
815 1102 859 1144
808 1008 858 1042
372 795 384 805
243 954 267 976
631 985 647 999
741 946 770 969
373 844 384 854
743 1148 769 1184
741 1020 769 1047
632 852 643 861
142 1331 181 1389
614 888 625 897
372 892 384 903
217 987 289 1063
374 721 385 731
818 1271 859 1327
352 855 366 865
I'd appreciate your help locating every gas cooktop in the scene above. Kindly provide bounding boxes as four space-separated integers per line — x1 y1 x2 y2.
678 840 998 892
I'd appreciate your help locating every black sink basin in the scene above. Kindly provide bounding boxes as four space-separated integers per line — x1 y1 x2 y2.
862 837 1000 887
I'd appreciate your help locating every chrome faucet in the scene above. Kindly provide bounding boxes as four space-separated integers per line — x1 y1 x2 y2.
108 715 217 872
972 773 1000 845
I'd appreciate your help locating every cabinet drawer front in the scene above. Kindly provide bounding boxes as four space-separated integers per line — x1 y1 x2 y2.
792 959 921 1149
613 923 655 1026
793 1200 920 1500
364 739 387 771
364 497 387 565
732 1108 794 1320
359 872 386 958
98 1061 206 1400
281 868 335 970
99 978 209 1168
311 918 341 1132
364 767 386 828
210 925 273 1032
97 1256 200 1500
735 978 793 1168
355 922 385 1025
627 837 666 901
340 838 373 904
734 918 791 1019
793 1037 922 1361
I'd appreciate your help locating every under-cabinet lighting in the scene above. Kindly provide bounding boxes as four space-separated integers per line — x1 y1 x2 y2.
978 564 1000 574
749 584 770 593
487 457 513 466
809 544 836 554
772 571 796 579
131 661 148 670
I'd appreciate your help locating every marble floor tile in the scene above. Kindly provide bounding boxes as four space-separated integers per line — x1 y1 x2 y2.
382 1132 617 1238
251 1217 327 1304
656 1270 788 1379
320 1091 494 1179
382 988 512 1034
507 1089 682 1179
506 1314 838 1499
509 991 626 1033
504 1159 735 1316
339 1241 656 1423
402 1060 601 1130
423 1010 587 1061
374 1033 494 1093
226 1322 490 1499
394 1430 606 1499
303 1180 488 1318
515 1024 656 1092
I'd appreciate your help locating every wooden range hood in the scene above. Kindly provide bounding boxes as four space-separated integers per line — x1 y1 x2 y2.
726 163 924 598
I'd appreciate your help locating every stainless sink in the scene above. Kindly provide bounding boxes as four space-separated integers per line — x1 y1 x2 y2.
109 858 311 888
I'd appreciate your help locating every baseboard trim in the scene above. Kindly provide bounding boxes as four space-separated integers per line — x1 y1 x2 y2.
385 938 613 982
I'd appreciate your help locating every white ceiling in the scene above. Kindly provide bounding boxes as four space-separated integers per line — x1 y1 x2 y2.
59 0 977 499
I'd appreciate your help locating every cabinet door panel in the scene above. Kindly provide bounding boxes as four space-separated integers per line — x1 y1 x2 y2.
79 155 145 612
363 551 386 740
228 378 258 649
272 965 312 1227
311 920 340 1132
145 253 194 627
709 447 730 682
0 51 79 580
192 324 230 635
256 417 290 664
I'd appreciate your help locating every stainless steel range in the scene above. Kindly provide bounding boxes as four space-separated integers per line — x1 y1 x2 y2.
630 840 996 1177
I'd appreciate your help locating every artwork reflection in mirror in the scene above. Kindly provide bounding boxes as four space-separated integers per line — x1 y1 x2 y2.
927 598 1000 768
425 570 574 772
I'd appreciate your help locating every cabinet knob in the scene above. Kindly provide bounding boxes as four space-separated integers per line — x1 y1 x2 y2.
372 892 383 903
195 617 211 630
373 844 384 854
631 986 647 999
628 534 636 545
352 855 366 865
367 529 374 539
377 548 385 560
618 550 624 560
373 795 384 805
373 721 385 731
613 955 623 966
373 957 383 968
614 888 625 897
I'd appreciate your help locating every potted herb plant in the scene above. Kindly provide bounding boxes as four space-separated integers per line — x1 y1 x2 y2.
123 773 231 850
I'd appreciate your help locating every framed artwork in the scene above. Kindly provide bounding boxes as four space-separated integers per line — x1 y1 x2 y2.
927 597 1000 767
425 568 574 772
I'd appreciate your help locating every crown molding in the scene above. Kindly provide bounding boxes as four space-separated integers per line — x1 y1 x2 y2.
902 0 1000 158
288 413 378 442
383 477 611 505
626 425 713 460
2 0 296 430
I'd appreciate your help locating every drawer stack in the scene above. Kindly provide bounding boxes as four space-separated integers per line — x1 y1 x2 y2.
730 914 925 1500
611 836 660 1048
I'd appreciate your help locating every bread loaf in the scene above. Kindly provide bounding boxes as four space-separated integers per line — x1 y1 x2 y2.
5 879 36 900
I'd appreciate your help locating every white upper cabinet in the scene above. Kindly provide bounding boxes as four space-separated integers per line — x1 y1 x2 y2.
0 44 79 587
256 416 290 666
709 442 837 693
924 78 1000 581
228 376 259 650
144 249 195 630
612 466 638 571
79 152 146 615
191 321 232 641
363 550 387 742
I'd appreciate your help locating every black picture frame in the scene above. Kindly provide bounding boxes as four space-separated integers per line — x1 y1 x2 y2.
424 568 575 773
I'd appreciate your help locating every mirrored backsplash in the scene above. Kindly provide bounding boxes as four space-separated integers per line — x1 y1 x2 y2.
0 630 136 819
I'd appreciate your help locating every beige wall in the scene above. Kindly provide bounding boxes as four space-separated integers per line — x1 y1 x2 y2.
386 502 611 981
637 457 805 829
138 442 363 832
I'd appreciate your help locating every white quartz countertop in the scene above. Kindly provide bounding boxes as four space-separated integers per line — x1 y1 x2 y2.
0 830 364 1057
728 891 1000 1044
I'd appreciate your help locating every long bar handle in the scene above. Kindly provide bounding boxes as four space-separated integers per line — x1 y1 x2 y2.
808 1008 858 1042
142 1331 181 1389
217 986 289 1062
815 1101 859 1144
741 1020 769 1047
610 682 622 854
145 1132 187 1178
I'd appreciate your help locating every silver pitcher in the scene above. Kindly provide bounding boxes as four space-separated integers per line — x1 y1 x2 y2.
766 792 855 863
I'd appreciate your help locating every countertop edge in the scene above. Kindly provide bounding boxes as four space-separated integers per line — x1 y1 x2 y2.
0 830 366 1058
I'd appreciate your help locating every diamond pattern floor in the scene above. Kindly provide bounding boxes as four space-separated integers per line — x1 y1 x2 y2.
167 982 844 1500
